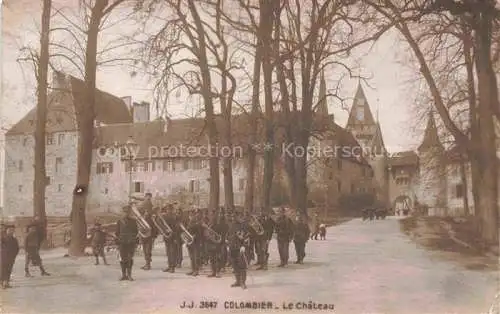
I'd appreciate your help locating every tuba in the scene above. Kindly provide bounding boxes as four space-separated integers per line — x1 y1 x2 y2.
152 213 173 239
179 223 194 246
202 223 222 244
130 203 152 238
249 215 265 236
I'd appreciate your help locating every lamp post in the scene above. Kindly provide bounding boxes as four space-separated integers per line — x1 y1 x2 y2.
125 137 138 198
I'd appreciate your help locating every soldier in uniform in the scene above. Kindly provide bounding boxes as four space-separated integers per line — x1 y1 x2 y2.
243 212 256 264
1 224 19 289
186 210 204 276
293 214 310 264
256 209 274 270
115 205 139 281
139 194 156 270
205 210 226 278
227 211 250 289
275 207 294 267
89 222 109 265
162 205 181 273
175 207 185 267
24 223 50 277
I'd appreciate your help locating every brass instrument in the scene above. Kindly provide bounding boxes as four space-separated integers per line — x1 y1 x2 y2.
202 223 222 244
179 223 194 246
152 213 173 239
249 215 264 236
130 202 152 238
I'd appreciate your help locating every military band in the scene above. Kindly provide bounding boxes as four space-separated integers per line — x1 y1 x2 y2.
2 199 318 289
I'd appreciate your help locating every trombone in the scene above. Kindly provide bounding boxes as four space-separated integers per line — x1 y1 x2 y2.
179 223 194 246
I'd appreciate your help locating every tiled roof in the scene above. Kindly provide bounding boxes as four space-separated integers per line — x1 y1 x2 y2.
388 150 419 167
418 110 443 152
6 73 132 135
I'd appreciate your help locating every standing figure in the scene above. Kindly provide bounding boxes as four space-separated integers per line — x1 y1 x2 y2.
227 211 250 289
310 213 319 240
243 212 256 264
139 193 156 270
115 205 139 281
293 215 310 264
24 223 50 277
275 207 294 267
205 211 226 278
175 207 185 267
256 210 274 270
186 210 203 276
1 224 19 288
90 222 108 265
162 205 181 273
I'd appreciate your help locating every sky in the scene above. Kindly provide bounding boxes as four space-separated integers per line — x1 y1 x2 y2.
0 0 427 205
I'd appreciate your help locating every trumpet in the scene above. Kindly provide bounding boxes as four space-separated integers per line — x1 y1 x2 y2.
202 223 222 244
152 213 173 239
130 203 152 238
249 215 264 236
179 223 194 246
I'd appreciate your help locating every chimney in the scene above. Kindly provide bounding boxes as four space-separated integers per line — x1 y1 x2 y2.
133 101 150 123
121 96 132 111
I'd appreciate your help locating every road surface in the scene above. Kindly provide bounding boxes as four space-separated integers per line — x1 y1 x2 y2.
1 217 497 314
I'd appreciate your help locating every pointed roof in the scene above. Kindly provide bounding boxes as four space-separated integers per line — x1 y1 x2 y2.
316 70 329 115
346 83 376 127
418 110 443 152
370 123 386 155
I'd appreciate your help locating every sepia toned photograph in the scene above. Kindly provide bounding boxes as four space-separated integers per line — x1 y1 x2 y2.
0 0 499 313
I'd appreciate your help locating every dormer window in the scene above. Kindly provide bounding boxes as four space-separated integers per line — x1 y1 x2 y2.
357 107 364 121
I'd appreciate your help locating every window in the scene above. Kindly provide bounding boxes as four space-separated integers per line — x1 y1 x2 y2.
337 180 342 193
55 157 63 173
18 160 23 172
58 133 65 145
328 172 333 180
145 161 155 172
238 178 245 191
46 133 54 145
337 159 342 170
23 137 28 146
357 107 364 121
188 179 200 193
96 162 113 174
18 185 22 192
183 159 189 170
163 160 175 172
455 183 464 199
134 181 144 193
192 159 202 170
46 176 51 186
58 184 63 192
189 180 195 192
201 160 208 168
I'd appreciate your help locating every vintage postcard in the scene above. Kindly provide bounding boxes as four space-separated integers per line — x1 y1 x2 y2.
1 0 499 313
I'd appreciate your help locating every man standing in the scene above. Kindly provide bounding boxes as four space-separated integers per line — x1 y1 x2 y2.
256 210 274 270
139 193 155 270
115 205 139 281
205 210 226 278
1 224 19 288
186 210 203 276
24 223 50 277
162 205 181 273
293 215 310 264
227 211 250 289
175 207 185 267
90 222 108 265
275 207 294 267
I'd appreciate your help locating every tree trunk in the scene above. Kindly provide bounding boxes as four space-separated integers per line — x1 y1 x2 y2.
459 158 470 216
294 130 309 218
260 0 275 214
244 40 262 213
69 0 108 256
188 0 220 210
221 83 234 210
33 0 51 236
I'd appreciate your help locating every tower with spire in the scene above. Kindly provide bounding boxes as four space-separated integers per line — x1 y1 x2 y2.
345 83 389 205
416 109 447 215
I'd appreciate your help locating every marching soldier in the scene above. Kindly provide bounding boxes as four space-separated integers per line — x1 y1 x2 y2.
1 224 19 289
24 222 50 277
186 210 204 276
293 215 310 264
89 222 109 265
175 207 185 267
227 211 250 289
139 193 156 270
163 205 181 273
256 209 274 270
275 207 294 267
115 205 139 281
